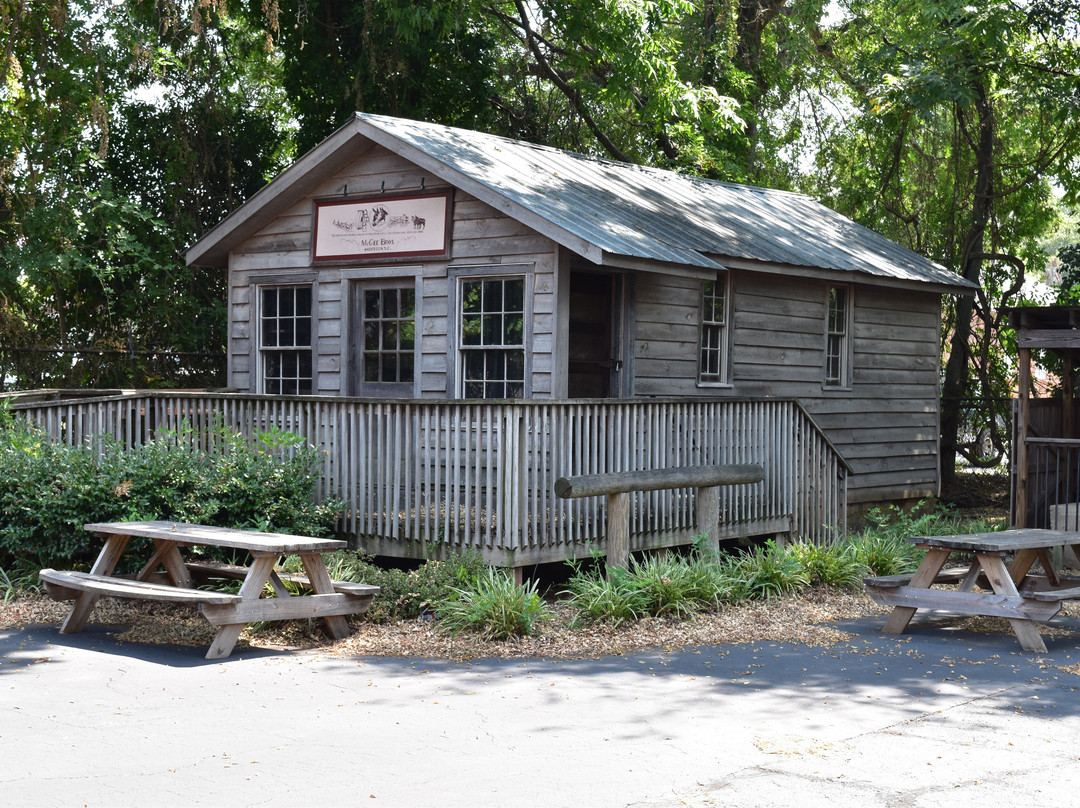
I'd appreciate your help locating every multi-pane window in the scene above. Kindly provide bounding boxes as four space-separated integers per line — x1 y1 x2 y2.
825 286 849 387
260 285 313 395
460 277 525 399
362 287 415 390
699 271 729 384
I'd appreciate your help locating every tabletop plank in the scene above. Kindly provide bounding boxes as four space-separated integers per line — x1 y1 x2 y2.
84 521 347 554
910 529 1080 552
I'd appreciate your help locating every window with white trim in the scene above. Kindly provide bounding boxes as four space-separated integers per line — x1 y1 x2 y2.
698 271 730 384
459 276 525 399
825 285 850 387
360 285 415 394
259 285 312 395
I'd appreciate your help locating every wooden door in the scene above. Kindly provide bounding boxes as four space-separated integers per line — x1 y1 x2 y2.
568 271 624 398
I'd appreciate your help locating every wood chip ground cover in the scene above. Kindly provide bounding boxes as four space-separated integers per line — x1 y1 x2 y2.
0 589 893 661
7 588 1077 662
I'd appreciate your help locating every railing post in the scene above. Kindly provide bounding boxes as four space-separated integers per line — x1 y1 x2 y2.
606 492 630 573
695 484 720 554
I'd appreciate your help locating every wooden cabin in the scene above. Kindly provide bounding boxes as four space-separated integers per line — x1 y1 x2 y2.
46 113 969 568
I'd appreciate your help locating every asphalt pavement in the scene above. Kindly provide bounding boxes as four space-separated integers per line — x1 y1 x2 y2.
3 612 1080 807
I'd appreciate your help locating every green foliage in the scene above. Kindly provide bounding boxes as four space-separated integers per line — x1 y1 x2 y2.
724 541 810 602
301 550 488 623
560 563 648 627
436 567 551 639
0 413 342 569
785 542 865 589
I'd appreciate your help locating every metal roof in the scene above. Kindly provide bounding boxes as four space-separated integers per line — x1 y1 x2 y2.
189 113 977 292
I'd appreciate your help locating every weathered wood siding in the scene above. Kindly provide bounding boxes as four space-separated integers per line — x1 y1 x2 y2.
632 270 941 505
227 145 560 399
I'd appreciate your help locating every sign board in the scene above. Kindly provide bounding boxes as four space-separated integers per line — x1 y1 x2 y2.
313 192 451 262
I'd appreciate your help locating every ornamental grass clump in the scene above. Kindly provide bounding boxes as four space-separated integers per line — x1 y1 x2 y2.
724 540 809 602
786 541 866 589
561 563 648 627
436 567 551 639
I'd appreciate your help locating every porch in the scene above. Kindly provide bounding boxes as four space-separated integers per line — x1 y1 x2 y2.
10 392 849 567
1010 306 1080 531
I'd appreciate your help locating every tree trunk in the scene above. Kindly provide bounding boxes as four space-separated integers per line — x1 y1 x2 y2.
940 80 994 492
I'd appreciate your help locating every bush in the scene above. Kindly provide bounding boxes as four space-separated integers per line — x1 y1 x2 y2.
0 412 343 570
436 567 551 639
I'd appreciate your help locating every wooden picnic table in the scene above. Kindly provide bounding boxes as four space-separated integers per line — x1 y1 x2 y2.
39 521 379 660
865 528 1080 653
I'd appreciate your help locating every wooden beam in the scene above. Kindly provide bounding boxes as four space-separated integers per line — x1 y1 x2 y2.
555 464 764 499
1016 330 1080 349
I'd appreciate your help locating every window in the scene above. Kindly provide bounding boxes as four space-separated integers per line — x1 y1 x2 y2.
825 286 850 387
260 285 312 395
459 277 525 399
360 286 415 394
698 271 729 384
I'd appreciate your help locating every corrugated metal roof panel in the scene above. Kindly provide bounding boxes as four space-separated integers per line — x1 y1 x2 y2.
359 114 973 290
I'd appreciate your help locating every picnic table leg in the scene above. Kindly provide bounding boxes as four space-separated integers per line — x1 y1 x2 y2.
205 554 278 660
979 553 1048 653
136 540 194 588
882 547 951 634
60 534 130 634
299 553 351 641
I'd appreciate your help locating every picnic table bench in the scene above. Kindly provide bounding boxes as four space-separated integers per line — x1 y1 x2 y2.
39 521 379 659
865 528 1080 652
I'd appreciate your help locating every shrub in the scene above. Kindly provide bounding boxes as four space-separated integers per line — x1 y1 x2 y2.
0 412 343 570
436 567 551 639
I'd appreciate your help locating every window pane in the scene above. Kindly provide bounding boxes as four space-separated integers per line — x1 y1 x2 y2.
505 279 524 311
364 354 379 382
280 289 295 317
505 313 523 345
383 322 398 349
364 322 379 350
462 314 482 345
506 351 524 381
482 314 499 346
262 289 277 316
261 317 277 347
400 351 414 378
384 291 398 318
463 281 482 313
401 289 415 317
295 286 311 314
381 354 398 383
295 317 311 347
278 319 295 347
365 290 381 319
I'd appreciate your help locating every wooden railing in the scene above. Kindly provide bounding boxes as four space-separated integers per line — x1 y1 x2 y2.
10 392 850 566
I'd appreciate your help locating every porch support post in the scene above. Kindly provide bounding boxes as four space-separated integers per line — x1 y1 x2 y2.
1015 346 1032 528
1064 354 1075 440
695 484 720 554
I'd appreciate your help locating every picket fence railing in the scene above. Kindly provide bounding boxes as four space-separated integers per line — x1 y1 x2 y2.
11 392 849 566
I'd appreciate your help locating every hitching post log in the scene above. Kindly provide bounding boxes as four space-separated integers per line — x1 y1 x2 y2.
554 464 765 571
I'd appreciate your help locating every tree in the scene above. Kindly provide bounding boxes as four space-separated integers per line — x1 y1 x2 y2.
0 0 290 389
806 0 1080 484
